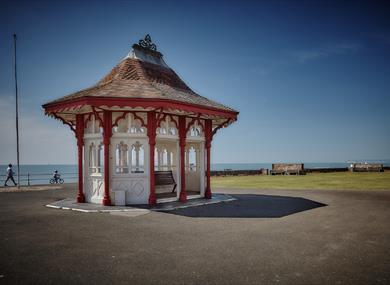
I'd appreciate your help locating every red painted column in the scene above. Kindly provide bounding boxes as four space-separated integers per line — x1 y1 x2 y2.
76 114 85 203
102 110 112 206
179 116 187 202
205 119 212 199
147 111 157 205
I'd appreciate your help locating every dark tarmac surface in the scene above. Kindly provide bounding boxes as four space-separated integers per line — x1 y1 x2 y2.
0 184 389 284
164 194 326 218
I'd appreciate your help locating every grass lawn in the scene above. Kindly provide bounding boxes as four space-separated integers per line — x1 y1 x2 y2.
211 171 390 190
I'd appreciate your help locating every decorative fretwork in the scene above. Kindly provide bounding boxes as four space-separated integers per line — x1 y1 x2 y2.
157 115 178 136
89 143 96 172
85 114 103 134
88 142 104 174
185 116 204 137
138 34 157 51
132 35 163 58
155 145 174 171
115 141 129 174
131 141 144 173
185 145 198 172
212 118 232 137
112 113 146 134
50 112 76 133
187 119 203 137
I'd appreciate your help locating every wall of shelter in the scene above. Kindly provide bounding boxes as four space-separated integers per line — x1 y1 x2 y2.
82 111 207 204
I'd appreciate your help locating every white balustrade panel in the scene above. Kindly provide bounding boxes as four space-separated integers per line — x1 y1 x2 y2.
85 176 104 204
111 177 149 204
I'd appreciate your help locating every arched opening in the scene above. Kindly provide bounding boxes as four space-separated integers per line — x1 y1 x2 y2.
154 141 178 200
115 141 129 174
97 143 104 173
185 142 204 196
131 141 144 173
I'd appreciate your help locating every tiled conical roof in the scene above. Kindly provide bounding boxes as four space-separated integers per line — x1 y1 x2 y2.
44 36 237 114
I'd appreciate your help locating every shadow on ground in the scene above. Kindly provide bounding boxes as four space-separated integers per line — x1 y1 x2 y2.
163 194 327 218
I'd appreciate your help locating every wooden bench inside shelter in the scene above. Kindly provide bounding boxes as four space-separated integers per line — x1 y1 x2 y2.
155 171 177 193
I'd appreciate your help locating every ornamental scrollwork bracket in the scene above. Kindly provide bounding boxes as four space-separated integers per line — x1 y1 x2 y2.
139 34 157 51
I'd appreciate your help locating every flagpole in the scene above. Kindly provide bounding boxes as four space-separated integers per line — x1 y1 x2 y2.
13 34 20 189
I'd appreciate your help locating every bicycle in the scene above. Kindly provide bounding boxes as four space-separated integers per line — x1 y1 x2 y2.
50 178 64 184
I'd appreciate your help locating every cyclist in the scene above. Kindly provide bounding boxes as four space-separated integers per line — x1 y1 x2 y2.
53 170 61 184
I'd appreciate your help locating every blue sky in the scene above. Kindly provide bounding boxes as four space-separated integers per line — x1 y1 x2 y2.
0 0 389 164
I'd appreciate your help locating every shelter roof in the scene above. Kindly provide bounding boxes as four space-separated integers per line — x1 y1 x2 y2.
43 35 237 118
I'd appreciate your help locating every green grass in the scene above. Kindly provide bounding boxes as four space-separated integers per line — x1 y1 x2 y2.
211 172 390 190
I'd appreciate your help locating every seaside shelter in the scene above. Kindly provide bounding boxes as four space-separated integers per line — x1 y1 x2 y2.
42 35 238 206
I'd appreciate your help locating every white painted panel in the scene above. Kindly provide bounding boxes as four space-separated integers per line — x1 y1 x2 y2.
85 176 104 204
110 137 150 205
112 177 149 204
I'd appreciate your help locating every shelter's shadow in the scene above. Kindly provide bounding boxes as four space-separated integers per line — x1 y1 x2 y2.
163 194 326 218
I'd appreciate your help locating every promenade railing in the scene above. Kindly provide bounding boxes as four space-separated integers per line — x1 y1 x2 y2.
0 172 78 186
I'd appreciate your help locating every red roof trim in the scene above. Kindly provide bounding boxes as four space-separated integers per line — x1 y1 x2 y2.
42 97 239 119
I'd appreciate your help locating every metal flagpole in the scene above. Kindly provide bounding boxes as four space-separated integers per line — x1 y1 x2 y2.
13 34 20 189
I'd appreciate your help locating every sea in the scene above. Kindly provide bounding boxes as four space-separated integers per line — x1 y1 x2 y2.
1 160 389 186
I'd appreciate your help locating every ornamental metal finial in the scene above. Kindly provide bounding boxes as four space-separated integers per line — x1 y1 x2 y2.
138 34 157 51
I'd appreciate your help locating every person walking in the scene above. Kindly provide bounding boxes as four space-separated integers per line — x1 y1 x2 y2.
4 164 17 187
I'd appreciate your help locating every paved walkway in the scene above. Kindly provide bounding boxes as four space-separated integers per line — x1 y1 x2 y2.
1 184 389 284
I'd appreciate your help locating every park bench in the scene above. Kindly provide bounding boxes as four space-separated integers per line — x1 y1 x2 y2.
350 163 383 172
155 171 177 193
270 163 305 175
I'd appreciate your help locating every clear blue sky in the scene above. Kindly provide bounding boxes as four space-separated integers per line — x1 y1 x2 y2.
0 0 389 164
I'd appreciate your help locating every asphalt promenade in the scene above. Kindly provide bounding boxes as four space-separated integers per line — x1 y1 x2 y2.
0 184 389 284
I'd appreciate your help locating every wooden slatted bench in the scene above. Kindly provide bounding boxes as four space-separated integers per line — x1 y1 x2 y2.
155 171 177 193
350 163 384 172
270 163 305 175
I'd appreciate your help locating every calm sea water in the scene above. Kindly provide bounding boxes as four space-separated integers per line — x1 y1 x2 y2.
1 160 389 185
